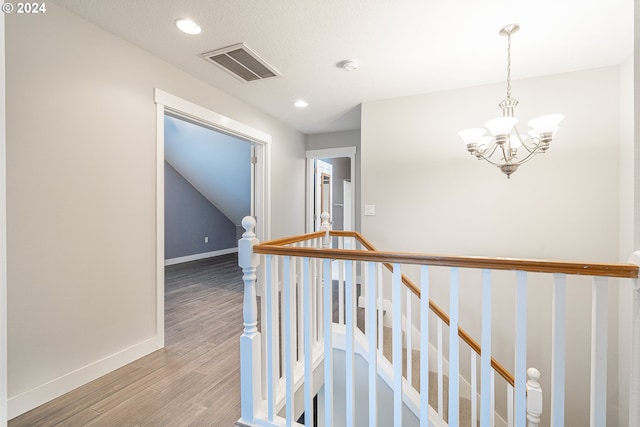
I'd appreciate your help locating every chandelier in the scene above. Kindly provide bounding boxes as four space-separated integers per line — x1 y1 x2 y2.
458 24 564 178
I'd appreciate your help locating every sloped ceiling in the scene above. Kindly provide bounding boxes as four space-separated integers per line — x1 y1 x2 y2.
164 114 251 225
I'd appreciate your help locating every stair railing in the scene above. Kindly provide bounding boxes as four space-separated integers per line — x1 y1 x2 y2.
238 214 640 427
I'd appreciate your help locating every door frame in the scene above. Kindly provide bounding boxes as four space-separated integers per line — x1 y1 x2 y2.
155 89 271 347
305 146 356 233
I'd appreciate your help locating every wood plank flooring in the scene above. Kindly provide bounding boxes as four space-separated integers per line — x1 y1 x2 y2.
9 253 245 427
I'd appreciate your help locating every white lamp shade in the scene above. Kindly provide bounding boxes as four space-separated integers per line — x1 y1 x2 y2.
528 114 564 134
458 128 487 145
484 117 518 136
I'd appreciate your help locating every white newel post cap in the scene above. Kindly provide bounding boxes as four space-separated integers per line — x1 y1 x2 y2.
321 211 330 226
239 216 259 269
320 211 331 247
526 367 542 425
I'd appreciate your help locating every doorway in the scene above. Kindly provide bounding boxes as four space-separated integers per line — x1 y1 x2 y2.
163 113 251 265
155 89 271 348
306 147 356 234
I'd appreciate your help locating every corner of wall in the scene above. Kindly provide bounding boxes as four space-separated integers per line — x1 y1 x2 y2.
0 11 7 427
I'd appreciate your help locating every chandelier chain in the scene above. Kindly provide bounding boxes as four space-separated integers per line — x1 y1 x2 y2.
506 32 512 99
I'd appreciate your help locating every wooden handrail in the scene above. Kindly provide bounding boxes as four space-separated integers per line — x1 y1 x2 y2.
254 229 639 388
255 243 639 279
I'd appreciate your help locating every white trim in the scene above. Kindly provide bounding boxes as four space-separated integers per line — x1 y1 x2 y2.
305 146 355 159
164 247 238 266
8 337 158 419
155 101 165 349
154 89 272 145
305 147 356 233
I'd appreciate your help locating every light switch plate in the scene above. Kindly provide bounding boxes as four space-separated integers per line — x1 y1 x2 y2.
364 205 376 216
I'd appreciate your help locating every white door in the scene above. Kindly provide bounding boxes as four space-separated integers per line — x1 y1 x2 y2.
343 180 352 231
315 159 333 231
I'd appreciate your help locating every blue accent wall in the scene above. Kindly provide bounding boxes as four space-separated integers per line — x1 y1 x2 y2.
164 162 237 260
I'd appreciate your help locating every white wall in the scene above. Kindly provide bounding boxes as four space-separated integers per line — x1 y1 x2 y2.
361 66 622 426
5 3 305 418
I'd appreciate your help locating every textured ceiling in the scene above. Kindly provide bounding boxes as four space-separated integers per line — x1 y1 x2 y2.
52 0 633 135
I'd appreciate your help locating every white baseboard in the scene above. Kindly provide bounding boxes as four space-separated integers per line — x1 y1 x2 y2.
164 247 238 266
8 336 160 419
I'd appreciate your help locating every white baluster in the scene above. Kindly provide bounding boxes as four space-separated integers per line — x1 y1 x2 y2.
590 277 608 427
323 258 333 427
490 370 495 427
338 237 345 325
392 264 403 427
283 256 294 425
345 260 355 426
515 271 528 427
420 265 430 427
377 263 384 355
471 352 477 427
265 255 275 421
239 216 262 423
297 253 304 362
303 257 314 425
407 287 413 388
526 367 543 427
438 318 444 418
628 251 640 427
367 262 378 426
507 383 514 427
480 269 492 427
448 267 460 427
551 274 566 427
317 217 330 346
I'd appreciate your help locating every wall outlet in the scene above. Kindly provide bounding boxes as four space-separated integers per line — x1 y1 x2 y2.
204 236 209 243
364 205 376 216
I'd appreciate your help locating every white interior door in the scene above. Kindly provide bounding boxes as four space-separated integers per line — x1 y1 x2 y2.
315 159 333 231
343 180 352 231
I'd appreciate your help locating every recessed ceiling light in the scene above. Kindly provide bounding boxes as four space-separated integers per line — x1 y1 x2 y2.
175 18 201 35
294 100 309 108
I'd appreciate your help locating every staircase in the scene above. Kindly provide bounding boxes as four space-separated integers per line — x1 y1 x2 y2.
237 214 640 427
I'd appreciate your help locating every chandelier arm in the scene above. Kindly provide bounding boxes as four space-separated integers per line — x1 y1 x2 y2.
506 148 543 167
512 126 538 153
477 151 508 167
500 144 511 164
477 142 499 159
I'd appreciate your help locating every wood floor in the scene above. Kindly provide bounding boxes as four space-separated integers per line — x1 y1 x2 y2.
9 253 245 427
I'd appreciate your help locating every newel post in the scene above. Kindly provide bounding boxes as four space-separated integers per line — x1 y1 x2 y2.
239 216 262 424
320 211 331 248
526 368 543 427
629 251 640 427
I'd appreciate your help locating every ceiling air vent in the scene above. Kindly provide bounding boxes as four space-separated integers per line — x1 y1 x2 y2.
200 43 281 82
